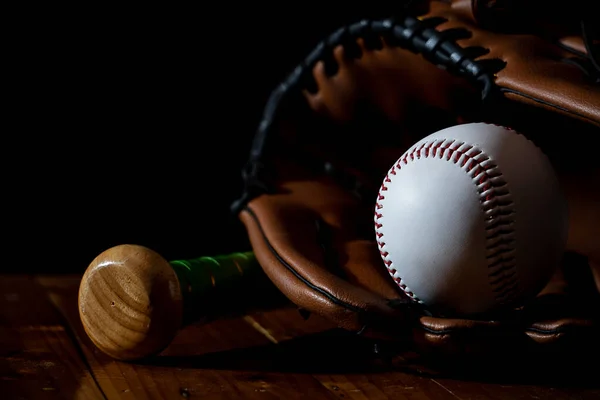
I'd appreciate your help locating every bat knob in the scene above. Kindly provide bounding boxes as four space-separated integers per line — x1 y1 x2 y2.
78 244 183 361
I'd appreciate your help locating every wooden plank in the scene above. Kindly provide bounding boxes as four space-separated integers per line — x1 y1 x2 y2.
247 311 464 399
37 275 600 400
0 275 104 400
37 275 339 399
232 293 600 400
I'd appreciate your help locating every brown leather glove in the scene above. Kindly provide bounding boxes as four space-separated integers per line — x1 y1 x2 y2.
232 0 600 357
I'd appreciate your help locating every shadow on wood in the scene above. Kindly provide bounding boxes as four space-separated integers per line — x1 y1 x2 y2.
140 327 600 389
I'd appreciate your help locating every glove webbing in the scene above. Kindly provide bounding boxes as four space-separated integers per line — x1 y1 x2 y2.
231 13 505 215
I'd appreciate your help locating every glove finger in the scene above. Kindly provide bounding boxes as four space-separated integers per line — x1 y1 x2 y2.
429 2 600 125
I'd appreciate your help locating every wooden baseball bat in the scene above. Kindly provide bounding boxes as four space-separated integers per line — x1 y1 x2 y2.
78 244 264 361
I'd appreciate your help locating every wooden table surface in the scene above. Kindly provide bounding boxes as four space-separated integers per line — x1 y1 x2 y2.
1 274 598 400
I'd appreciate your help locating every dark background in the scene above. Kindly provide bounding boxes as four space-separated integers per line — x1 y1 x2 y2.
7 4 403 273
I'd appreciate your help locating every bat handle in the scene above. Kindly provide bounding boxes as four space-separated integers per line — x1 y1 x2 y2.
170 251 259 324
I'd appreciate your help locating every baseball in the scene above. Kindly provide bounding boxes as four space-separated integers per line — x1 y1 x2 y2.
374 122 568 316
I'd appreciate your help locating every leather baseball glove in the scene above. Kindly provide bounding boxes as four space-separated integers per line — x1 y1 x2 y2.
231 0 600 358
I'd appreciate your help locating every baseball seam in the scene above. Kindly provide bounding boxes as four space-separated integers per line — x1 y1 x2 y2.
374 137 519 306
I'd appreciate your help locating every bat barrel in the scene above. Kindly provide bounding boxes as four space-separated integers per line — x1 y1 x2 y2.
78 245 260 361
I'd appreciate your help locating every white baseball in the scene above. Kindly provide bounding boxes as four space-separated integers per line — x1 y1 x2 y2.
374 122 568 316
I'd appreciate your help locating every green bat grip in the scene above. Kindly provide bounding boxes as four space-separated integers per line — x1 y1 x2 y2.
170 251 259 323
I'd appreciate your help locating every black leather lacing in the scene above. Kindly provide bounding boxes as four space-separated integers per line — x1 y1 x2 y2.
230 14 506 215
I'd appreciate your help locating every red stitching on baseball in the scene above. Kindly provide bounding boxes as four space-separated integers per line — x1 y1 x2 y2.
374 137 518 305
